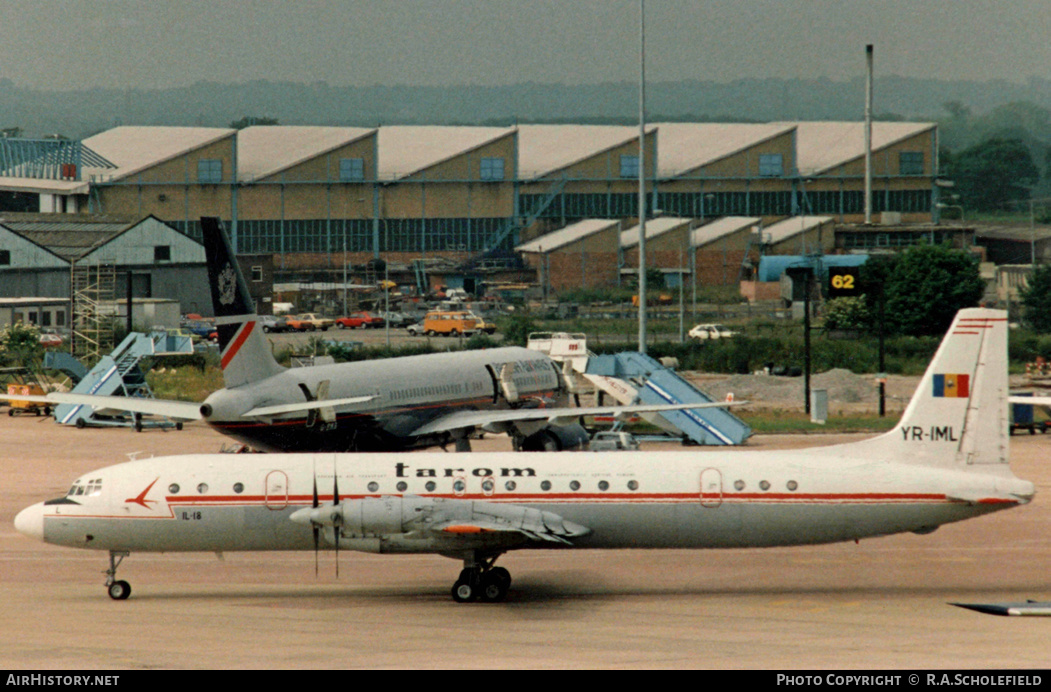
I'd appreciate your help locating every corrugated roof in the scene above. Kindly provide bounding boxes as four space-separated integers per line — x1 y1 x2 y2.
237 126 375 182
517 124 655 180
377 126 514 180
691 216 761 246
654 123 796 177
515 219 620 253
620 216 692 249
781 121 936 175
81 126 235 182
0 215 135 261
762 215 834 244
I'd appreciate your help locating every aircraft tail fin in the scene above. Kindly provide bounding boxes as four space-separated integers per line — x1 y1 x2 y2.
850 307 1009 471
200 217 285 388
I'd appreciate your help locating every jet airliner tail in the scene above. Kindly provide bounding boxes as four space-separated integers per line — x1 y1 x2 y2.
200 217 285 388
849 307 1010 471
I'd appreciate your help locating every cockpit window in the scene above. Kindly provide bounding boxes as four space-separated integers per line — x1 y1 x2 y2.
68 479 103 497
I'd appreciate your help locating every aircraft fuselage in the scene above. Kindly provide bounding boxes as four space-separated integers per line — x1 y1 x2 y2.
22 449 1032 555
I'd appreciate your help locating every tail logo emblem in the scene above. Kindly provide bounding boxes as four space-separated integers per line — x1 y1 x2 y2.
218 263 237 305
933 373 970 398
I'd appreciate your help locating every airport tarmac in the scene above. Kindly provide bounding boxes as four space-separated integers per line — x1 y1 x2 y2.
1 413 1048 670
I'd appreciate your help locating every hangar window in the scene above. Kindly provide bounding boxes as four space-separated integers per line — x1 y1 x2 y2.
154 245 171 262
758 154 784 177
0 250 9 265
251 266 263 282
480 157 505 181
339 158 365 182
197 159 223 184
619 155 640 178
899 152 925 176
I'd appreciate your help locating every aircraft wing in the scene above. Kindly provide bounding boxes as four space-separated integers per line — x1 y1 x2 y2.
409 400 745 437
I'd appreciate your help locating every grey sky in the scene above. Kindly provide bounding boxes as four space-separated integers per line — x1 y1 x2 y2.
3 0 1050 91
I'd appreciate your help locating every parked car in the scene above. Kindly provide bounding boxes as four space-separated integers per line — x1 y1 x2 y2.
467 312 497 335
377 311 415 328
688 323 737 340
184 320 217 340
38 329 64 348
259 315 292 333
406 320 426 336
422 310 478 337
335 312 386 329
285 313 334 331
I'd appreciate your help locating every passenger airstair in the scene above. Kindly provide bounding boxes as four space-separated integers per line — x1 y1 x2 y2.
528 333 751 445
54 331 194 430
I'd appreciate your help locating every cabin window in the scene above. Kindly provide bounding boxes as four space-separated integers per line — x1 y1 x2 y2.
453 479 466 495
734 480 745 491
233 483 244 494
481 479 494 495
598 480 609 491
505 480 517 492
367 481 379 493
396 481 407 492
787 481 798 492
627 480 639 491
759 480 770 491
569 481 580 491
169 484 181 494
425 481 436 492
540 480 552 492
197 483 209 494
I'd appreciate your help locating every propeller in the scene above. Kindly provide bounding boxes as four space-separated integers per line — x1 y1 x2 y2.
331 460 341 578
311 463 319 578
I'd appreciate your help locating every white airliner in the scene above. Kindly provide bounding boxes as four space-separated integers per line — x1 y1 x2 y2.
5 217 733 453
14 308 1034 602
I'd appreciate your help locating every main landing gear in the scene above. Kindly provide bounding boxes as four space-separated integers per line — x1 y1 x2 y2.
105 550 131 600
451 553 511 603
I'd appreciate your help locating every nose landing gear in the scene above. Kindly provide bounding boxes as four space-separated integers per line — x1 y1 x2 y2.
104 551 131 600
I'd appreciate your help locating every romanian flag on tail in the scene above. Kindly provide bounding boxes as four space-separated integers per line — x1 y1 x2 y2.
933 373 970 398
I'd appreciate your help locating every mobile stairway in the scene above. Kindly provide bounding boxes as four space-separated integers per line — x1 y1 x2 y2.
53 331 194 430
527 333 751 446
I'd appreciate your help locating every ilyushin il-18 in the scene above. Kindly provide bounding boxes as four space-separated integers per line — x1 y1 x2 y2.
14 308 1033 602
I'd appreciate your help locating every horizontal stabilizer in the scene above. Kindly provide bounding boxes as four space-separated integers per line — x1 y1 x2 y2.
2 392 203 421
243 395 375 419
1008 396 1051 407
409 400 745 437
951 601 1051 616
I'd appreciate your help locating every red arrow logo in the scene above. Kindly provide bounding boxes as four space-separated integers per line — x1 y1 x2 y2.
125 477 160 508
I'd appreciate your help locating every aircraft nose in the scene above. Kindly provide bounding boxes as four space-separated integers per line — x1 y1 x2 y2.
14 503 44 541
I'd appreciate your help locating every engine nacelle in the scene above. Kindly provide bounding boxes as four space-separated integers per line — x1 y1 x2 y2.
519 422 590 451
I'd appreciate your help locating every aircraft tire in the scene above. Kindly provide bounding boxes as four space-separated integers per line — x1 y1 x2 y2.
480 568 511 603
108 580 131 600
451 579 477 603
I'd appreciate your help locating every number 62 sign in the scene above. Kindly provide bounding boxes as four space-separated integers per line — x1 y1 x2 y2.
828 266 860 297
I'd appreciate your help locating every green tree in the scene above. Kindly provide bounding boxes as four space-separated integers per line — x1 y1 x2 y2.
229 116 279 130
1021 265 1051 332
881 245 985 336
944 137 1040 212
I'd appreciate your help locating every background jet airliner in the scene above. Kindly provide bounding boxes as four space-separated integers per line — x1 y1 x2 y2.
14 308 1034 602
12 218 734 452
